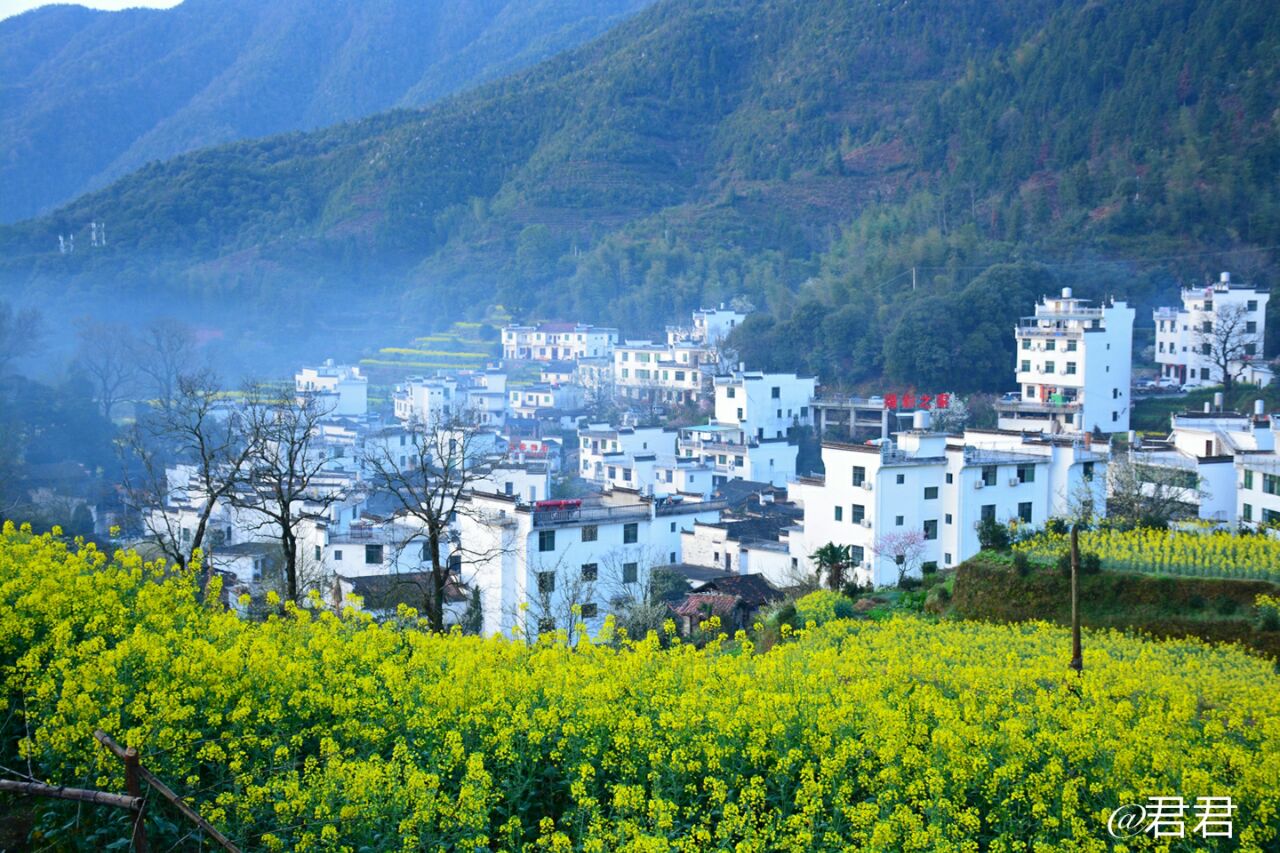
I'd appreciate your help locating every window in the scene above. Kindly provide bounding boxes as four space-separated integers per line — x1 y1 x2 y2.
1247 321 1258 334
1021 360 1031 373
1066 339 1077 352
1263 473 1280 496
622 562 638 583
1083 462 1095 481
623 523 638 544
365 544 383 565
923 520 937 540
981 504 996 522
1044 361 1055 374
1016 464 1036 484
334 549 343 561
504 481 514 496
537 571 555 593
1267 509 1280 525
1243 503 1253 522
895 515 904 526
852 466 866 486
1248 299 1258 311
1018 502 1032 523
1045 340 1056 351
771 386 781 398
851 504 865 523
945 553 952 565
924 486 938 500
1201 367 1210 380
537 618 556 634
946 472 954 484
581 563 598 581
835 506 844 522
726 387 736 398
580 603 598 619
896 474 905 484
945 513 952 525
1065 362 1077 375
850 545 864 564
982 466 998 487
737 408 744 420
1244 470 1254 490
538 530 556 552
314 545 322 561
1022 339 1031 350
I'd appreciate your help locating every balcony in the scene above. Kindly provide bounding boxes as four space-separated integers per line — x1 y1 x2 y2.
994 399 1080 415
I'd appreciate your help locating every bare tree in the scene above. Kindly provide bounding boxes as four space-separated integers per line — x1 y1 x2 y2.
233 389 345 603
123 369 255 589
871 530 927 587
1106 451 1205 529
1193 303 1261 393
361 416 504 631
74 320 138 421
0 301 42 377
132 318 197 411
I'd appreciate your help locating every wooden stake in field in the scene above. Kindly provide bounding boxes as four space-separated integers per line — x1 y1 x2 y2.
1069 524 1083 673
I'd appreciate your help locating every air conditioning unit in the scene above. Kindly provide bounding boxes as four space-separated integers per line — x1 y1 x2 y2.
974 480 984 490
1009 478 1020 487
859 519 872 528
860 561 872 570
864 481 873 491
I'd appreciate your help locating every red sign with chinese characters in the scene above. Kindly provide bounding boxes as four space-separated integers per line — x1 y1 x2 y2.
882 392 949 410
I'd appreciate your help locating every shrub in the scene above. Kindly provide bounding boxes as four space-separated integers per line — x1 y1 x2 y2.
795 589 847 626
1255 594 1280 631
977 517 1011 552
833 598 856 621
1215 596 1240 616
1012 551 1030 577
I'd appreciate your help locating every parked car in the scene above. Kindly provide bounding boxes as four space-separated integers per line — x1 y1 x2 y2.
999 391 1021 402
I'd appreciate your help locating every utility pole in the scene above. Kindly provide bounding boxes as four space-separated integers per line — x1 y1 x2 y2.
912 266 916 291
1069 524 1083 673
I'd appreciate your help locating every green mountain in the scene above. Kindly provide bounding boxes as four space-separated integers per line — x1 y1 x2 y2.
0 0 653 223
2 0 1277 389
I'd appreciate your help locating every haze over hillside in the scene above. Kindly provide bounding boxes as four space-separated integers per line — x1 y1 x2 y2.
1 0 1277 385
0 0 653 222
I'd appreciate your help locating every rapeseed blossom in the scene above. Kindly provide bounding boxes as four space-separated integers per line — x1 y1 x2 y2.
0 522 1276 850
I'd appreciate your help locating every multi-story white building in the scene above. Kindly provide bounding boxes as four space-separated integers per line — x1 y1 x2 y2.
393 376 458 426
502 323 618 362
676 423 796 488
666 306 747 348
295 360 368 418
789 421 1107 587
714 370 816 440
455 490 724 638
1154 272 1271 388
996 288 1134 434
506 383 585 418
612 340 717 405
578 424 677 484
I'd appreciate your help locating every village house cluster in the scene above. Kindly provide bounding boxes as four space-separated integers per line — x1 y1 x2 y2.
141 275 1279 638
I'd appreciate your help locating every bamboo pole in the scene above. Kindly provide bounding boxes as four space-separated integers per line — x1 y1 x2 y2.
0 779 141 811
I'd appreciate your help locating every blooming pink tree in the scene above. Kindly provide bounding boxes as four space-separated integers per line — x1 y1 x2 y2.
871 530 927 587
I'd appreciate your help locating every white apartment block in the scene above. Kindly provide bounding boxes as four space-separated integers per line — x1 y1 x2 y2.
1132 404 1276 526
506 383 585 418
996 288 1135 434
578 424 677 484
714 370 816 440
676 423 796 488
502 323 618 361
1154 272 1271 388
613 340 716 405
393 376 458 426
455 491 723 638
457 370 509 427
789 423 1106 587
666 306 747 348
295 360 368 418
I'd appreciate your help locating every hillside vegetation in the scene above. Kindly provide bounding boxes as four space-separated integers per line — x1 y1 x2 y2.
0 0 652 222
2 0 1278 386
1 525 1278 850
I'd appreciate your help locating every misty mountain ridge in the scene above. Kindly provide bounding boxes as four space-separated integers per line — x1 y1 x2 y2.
1 0 1277 388
0 0 654 222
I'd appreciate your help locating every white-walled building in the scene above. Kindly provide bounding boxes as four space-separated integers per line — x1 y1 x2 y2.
578 424 677 484
613 340 717 405
507 383 585 418
296 361 368 418
996 288 1135 434
502 323 618 361
676 423 796 488
1155 272 1271 389
714 370 816 440
789 425 1107 587
666 306 748 348
455 490 724 638
393 376 458 426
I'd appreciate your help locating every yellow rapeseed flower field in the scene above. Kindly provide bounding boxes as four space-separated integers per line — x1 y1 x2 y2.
0 523 1277 850
1014 527 1280 581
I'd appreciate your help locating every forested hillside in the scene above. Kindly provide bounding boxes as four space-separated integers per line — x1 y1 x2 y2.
2 0 1277 388
0 0 652 222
